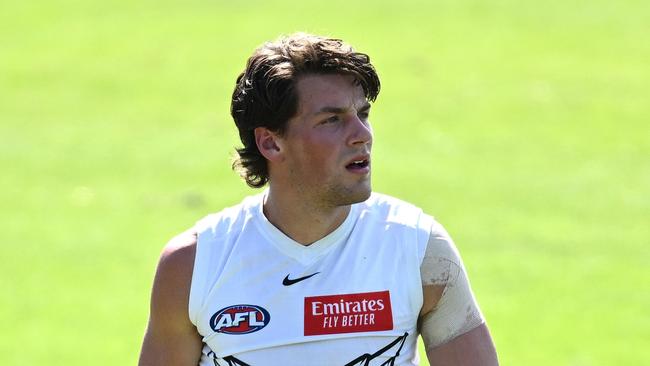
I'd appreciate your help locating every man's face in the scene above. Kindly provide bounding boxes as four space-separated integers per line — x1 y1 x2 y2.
277 73 373 207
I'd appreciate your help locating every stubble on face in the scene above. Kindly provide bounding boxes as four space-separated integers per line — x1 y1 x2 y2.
280 74 373 210
287 163 371 210
322 176 372 207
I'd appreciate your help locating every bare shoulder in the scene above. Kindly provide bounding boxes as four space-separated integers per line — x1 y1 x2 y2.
139 228 202 365
154 228 198 305
161 228 198 264
418 224 497 364
419 227 462 315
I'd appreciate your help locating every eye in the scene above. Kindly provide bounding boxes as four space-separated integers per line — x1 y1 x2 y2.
358 111 370 120
321 115 340 125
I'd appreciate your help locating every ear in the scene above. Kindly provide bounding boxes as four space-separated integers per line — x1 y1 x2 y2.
254 127 284 162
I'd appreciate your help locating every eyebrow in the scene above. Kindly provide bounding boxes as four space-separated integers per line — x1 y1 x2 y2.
313 102 371 116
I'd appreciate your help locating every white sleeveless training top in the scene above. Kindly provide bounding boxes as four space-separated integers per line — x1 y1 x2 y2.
189 192 434 365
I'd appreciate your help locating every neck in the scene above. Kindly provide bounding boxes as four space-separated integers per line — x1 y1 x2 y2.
262 186 350 246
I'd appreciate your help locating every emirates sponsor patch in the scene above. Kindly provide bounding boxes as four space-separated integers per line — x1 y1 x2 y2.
304 290 393 336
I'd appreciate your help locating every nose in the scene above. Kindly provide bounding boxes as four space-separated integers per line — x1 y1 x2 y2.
347 115 373 147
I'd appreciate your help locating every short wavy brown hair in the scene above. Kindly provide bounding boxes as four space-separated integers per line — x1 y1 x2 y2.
230 33 381 188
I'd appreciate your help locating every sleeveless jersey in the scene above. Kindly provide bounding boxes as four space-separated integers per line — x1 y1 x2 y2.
189 192 434 365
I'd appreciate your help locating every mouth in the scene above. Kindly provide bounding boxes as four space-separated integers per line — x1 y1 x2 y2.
345 156 371 173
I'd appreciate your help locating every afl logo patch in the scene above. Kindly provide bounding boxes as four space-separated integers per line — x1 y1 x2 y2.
210 304 270 334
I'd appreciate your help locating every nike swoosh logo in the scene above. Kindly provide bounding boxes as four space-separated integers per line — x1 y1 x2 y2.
283 272 320 286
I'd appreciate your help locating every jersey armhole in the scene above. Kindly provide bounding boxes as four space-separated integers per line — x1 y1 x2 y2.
188 222 215 327
416 213 435 266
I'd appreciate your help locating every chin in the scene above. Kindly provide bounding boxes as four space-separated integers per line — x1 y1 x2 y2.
352 187 372 203
326 182 372 207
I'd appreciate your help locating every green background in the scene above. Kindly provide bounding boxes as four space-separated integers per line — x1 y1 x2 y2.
1 0 648 364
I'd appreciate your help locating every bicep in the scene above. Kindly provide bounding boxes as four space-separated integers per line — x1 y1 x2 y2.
139 231 203 366
425 323 498 366
139 318 202 366
418 223 495 361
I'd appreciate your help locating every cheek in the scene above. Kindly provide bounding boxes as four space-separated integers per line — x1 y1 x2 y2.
298 137 340 164
301 149 336 174
285 128 343 175
300 150 341 182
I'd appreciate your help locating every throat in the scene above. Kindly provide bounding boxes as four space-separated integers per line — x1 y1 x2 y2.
263 199 350 246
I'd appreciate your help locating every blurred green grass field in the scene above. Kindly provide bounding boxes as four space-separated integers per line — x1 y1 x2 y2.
1 0 648 364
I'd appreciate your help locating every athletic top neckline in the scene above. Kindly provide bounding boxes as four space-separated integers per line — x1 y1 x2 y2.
251 191 359 265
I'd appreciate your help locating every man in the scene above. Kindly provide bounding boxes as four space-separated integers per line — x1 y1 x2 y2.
139 33 498 365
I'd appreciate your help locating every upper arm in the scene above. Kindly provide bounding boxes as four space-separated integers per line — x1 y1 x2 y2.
425 323 498 366
418 223 498 365
139 229 203 366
